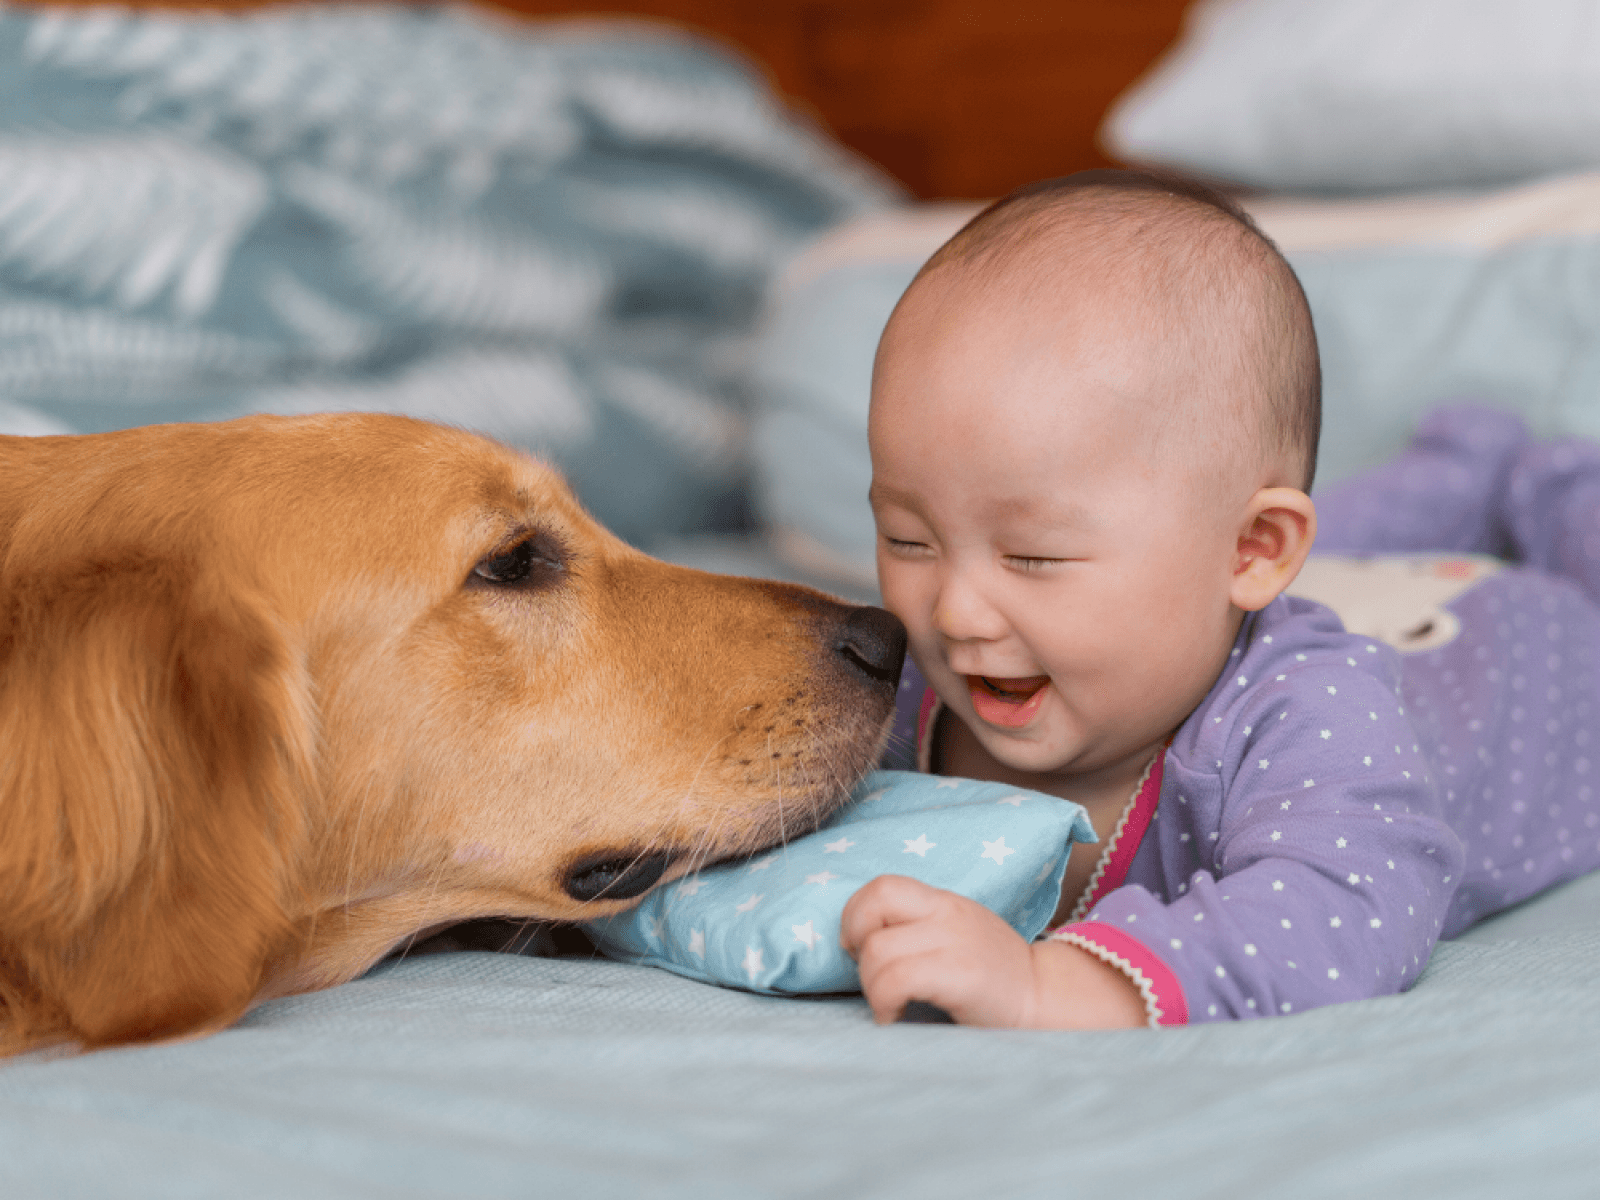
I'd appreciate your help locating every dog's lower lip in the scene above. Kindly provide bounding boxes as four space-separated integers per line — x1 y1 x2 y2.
564 850 676 902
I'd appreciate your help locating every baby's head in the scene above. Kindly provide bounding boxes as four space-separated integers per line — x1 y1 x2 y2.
868 170 1321 789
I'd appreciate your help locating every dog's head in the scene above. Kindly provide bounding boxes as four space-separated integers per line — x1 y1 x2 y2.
0 414 904 1052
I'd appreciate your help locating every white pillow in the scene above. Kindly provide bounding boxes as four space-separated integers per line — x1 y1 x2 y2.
1103 0 1600 192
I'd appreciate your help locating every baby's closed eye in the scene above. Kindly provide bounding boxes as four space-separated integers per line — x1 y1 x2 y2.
882 536 935 558
1002 554 1070 573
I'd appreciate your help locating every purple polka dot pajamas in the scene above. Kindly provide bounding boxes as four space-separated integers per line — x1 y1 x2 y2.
885 405 1600 1024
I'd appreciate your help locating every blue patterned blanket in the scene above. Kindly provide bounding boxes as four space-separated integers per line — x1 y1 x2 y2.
0 2 894 542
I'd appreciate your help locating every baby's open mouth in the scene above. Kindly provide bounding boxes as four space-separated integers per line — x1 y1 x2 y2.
967 674 1051 728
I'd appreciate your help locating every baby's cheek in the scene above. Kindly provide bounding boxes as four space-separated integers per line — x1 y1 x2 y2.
876 572 926 633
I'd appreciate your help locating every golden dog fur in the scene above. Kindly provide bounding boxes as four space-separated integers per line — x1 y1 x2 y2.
0 414 901 1054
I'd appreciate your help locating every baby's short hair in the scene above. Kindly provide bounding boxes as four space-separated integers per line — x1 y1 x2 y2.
918 170 1322 492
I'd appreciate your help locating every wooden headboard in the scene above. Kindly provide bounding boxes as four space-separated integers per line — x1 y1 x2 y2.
28 1 1196 199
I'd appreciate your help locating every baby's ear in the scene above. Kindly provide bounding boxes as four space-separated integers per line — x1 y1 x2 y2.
1230 488 1318 612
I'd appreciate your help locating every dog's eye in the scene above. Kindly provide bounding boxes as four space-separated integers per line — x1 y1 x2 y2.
469 533 565 590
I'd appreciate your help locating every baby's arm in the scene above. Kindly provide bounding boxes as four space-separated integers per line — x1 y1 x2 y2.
1061 655 1461 1022
840 875 1147 1028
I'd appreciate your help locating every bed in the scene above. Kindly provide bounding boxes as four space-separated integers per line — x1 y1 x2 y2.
4 2 1600 1195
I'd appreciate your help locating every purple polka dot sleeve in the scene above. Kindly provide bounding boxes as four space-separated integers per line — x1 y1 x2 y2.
1083 602 1464 1020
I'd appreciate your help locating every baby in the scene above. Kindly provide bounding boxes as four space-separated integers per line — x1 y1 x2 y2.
839 169 1600 1027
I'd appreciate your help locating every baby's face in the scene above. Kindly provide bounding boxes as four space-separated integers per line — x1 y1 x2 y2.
869 270 1249 784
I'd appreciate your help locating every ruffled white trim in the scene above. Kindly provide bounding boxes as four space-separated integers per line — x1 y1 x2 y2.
1048 929 1165 1029
1062 754 1158 925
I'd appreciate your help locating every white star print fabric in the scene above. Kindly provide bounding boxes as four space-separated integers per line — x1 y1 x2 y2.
585 770 1095 994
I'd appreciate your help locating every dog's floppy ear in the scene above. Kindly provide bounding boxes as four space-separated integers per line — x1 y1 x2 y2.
0 552 312 1052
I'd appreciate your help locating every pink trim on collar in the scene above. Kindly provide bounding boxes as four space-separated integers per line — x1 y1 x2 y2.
1066 752 1164 921
915 687 940 774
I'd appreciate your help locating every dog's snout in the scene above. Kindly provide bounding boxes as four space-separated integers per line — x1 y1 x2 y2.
835 605 907 686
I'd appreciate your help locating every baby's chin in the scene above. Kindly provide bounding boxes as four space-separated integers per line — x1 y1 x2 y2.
975 731 1078 777
960 709 1080 777
957 693 1147 784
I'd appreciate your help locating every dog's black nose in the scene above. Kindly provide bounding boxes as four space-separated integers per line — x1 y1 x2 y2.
835 605 907 686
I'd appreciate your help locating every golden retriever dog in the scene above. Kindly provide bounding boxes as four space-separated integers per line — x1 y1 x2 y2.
0 413 905 1055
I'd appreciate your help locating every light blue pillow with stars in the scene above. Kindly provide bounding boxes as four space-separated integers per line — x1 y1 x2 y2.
584 770 1096 995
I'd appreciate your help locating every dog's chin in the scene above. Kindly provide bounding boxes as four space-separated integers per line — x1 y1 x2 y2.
711 760 880 863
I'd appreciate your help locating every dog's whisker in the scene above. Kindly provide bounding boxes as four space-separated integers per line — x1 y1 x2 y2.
806 722 836 833
764 729 788 853
689 800 737 873
687 806 726 874
342 772 381 917
396 845 455 959
679 727 737 817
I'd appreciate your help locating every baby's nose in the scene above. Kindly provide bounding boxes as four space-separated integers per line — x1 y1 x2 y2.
932 575 1007 642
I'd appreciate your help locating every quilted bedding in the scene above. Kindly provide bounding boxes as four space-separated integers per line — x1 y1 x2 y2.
0 2 893 544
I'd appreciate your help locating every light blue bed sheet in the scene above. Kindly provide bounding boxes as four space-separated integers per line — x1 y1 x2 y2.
2 868 1597 1199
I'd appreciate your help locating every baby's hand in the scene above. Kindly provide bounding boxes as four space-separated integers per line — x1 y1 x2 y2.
840 875 1037 1025
839 875 1147 1029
